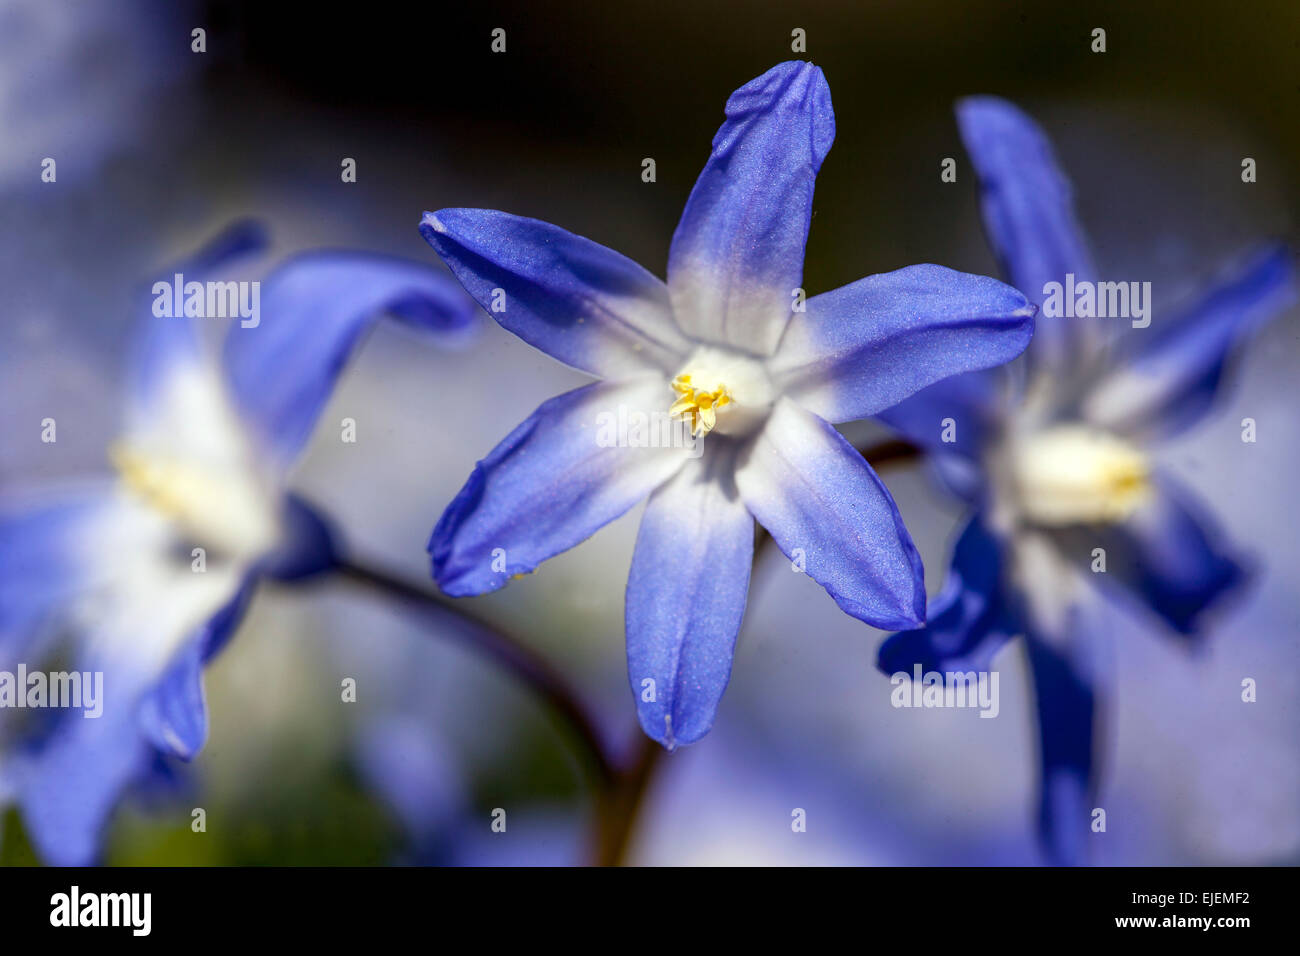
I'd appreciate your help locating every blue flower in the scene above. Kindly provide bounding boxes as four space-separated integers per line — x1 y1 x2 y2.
422 62 1036 750
876 97 1296 863
0 223 476 865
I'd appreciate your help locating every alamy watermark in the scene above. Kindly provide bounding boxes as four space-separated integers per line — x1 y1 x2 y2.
50 886 151 936
889 664 999 718
152 273 261 328
596 405 703 458
0 665 103 718
1041 274 1151 328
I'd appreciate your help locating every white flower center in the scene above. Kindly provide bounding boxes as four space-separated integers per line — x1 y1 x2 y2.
1005 424 1151 526
110 444 278 557
112 362 280 560
669 346 774 438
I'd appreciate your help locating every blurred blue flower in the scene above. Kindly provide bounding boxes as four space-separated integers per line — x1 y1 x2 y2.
0 224 476 865
876 97 1296 863
422 61 1036 750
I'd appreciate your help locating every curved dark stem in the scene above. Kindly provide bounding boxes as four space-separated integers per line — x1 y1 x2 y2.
591 733 664 866
856 438 924 469
334 558 617 788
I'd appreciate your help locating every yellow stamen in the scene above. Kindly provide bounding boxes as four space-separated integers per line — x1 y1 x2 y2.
1009 425 1152 526
110 442 201 519
670 374 732 437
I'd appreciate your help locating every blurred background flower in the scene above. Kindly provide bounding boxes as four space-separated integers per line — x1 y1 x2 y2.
876 96 1295 865
0 0 1296 865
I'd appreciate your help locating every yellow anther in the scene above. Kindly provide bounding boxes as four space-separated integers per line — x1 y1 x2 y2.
1009 425 1152 526
110 442 246 528
670 374 732 437
110 442 194 519
108 438 282 560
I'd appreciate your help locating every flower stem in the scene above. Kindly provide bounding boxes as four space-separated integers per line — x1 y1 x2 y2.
590 733 665 866
856 437 924 469
333 558 617 788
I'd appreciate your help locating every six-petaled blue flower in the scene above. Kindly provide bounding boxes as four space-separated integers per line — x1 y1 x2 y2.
876 96 1296 864
422 62 1036 749
0 224 476 864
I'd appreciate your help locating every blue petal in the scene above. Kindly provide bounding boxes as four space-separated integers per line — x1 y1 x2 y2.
136 640 206 761
130 750 196 809
420 208 691 376
735 398 924 629
0 487 108 669
1090 471 1247 635
132 220 269 414
256 493 339 582
873 371 1003 463
431 379 689 596
169 220 269 275
771 263 1034 424
224 251 478 467
877 514 1017 675
1082 244 1296 440
138 579 256 760
668 61 835 355
625 448 753 749
956 96 1096 369
1024 630 1096 866
16 687 153 866
16 567 255 865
